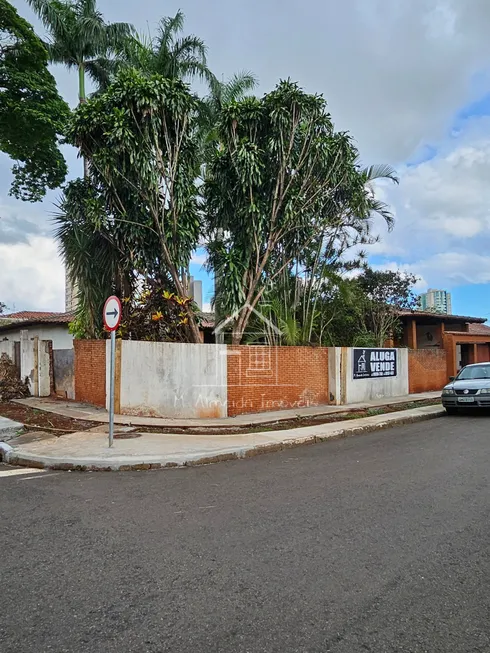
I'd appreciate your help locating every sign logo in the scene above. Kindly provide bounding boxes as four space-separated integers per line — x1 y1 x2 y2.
353 348 397 380
463 389 469 394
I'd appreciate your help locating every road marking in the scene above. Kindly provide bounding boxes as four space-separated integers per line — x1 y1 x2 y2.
0 468 46 478
18 473 62 481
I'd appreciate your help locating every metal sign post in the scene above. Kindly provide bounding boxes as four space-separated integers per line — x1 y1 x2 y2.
103 296 122 448
108 330 116 447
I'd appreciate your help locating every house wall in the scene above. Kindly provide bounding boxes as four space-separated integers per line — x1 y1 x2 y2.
476 343 490 363
408 349 447 393
227 346 329 416
74 340 106 406
442 333 490 378
0 341 15 360
0 324 73 350
416 324 443 349
113 341 228 418
0 341 16 382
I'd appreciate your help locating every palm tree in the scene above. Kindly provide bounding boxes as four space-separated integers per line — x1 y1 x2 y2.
116 10 213 86
360 162 399 229
27 0 133 106
28 0 133 313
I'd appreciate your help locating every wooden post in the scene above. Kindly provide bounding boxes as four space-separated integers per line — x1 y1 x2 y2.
32 336 39 397
472 343 478 364
340 347 348 405
409 319 418 349
442 333 455 379
439 321 445 346
114 338 122 415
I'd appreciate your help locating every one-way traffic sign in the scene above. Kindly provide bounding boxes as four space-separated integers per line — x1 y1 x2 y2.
103 296 122 332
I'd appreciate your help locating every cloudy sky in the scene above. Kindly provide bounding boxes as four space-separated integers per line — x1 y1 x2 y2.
3 0 490 317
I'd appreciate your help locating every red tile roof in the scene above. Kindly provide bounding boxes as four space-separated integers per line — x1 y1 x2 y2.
466 323 490 336
398 310 486 324
2 311 74 324
199 311 215 328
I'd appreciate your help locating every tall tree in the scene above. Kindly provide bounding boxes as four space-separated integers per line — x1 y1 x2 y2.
0 0 69 201
27 0 133 175
65 69 203 342
205 81 396 344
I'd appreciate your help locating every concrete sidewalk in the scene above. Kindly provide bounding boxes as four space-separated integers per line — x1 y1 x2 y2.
2 405 445 471
14 392 441 428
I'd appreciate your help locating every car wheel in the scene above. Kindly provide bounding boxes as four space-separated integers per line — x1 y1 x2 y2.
445 407 459 416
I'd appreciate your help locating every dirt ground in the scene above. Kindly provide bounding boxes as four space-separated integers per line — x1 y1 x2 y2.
0 402 96 434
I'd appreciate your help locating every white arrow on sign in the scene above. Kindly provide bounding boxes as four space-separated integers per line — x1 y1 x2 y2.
103 296 122 332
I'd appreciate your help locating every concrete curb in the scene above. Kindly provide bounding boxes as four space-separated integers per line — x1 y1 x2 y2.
4 406 446 472
0 441 13 461
0 417 24 442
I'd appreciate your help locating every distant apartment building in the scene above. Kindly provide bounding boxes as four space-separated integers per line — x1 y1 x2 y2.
419 288 452 314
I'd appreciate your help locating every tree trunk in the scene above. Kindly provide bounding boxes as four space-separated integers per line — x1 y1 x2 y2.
231 307 251 344
78 64 90 179
186 310 202 343
78 63 86 103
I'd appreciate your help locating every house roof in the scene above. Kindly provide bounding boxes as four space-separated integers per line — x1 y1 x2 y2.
0 311 74 330
199 311 215 328
464 323 490 336
398 310 486 324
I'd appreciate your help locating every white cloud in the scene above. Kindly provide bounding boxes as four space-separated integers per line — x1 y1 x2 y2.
190 252 208 266
367 115 490 290
372 251 490 293
0 236 65 312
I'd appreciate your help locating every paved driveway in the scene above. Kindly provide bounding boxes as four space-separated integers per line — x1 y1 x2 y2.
1 415 489 652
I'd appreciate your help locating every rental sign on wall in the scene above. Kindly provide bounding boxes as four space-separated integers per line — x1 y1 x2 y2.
353 348 397 379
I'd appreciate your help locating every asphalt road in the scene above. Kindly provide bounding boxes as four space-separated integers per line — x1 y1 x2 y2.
1 415 490 653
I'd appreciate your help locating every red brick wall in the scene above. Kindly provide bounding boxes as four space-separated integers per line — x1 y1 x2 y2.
74 340 106 407
408 349 447 394
227 346 329 416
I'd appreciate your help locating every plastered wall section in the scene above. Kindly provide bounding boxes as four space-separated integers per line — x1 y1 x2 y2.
111 341 228 418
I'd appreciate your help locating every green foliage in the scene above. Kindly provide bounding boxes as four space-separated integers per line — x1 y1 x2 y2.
205 80 396 343
356 267 420 346
118 284 201 342
198 71 258 164
68 315 96 339
64 69 203 341
0 0 69 200
55 178 127 338
27 0 134 100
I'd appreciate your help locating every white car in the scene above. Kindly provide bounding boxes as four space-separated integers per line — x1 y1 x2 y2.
441 363 490 414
